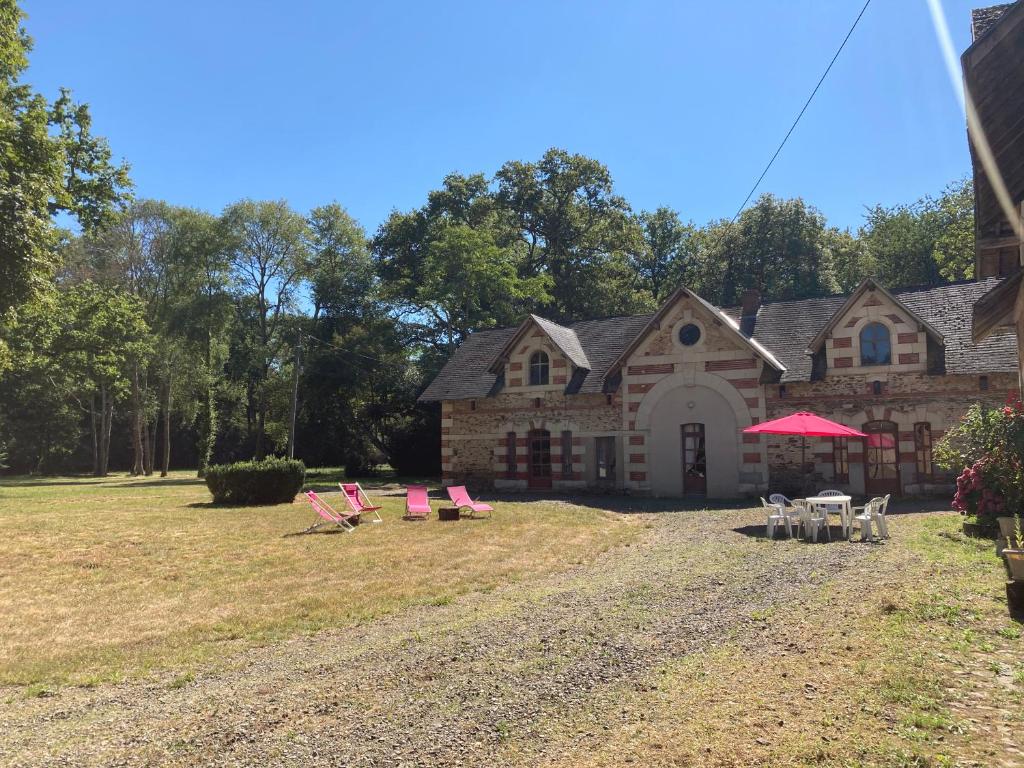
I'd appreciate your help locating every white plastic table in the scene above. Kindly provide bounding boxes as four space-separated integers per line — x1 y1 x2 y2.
804 495 852 539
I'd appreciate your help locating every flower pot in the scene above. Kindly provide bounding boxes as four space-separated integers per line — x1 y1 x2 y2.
1004 549 1024 582
1007 580 1024 622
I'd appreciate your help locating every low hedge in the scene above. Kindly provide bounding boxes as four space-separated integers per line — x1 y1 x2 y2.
205 458 306 505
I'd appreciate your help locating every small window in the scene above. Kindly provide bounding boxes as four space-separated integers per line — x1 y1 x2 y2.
980 375 989 391
506 432 517 477
860 323 891 366
678 323 701 346
529 351 549 385
561 430 573 476
832 437 849 483
914 423 933 481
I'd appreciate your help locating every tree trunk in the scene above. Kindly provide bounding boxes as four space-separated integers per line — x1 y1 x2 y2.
161 377 172 477
255 389 266 460
143 414 155 476
131 365 144 475
90 392 100 476
102 400 113 476
98 381 111 477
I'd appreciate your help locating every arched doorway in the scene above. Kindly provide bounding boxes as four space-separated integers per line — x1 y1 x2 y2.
527 429 552 489
863 420 900 496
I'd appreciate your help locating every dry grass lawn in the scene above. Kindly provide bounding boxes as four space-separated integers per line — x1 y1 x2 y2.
0 471 639 687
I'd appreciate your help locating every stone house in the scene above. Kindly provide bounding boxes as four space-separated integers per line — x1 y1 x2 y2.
420 278 1018 499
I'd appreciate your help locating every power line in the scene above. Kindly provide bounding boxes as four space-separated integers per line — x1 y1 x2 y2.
731 0 872 222
303 333 394 366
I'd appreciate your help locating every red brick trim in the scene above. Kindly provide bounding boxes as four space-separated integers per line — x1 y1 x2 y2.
706 358 757 371
833 357 853 368
627 382 654 394
832 336 852 348
509 362 522 371
730 378 760 389
510 377 522 386
552 358 566 368
897 332 919 344
553 375 566 385
572 437 585 445
885 313 905 325
742 453 762 464
627 363 674 375
742 434 760 444
898 353 919 365
844 316 862 328
629 471 647 481
629 453 646 464
629 435 645 445
628 420 636 430
744 397 760 409
628 402 640 412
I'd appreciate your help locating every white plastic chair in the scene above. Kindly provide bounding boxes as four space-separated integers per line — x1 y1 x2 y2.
817 488 847 537
873 494 891 539
768 493 803 537
850 497 881 541
801 502 831 543
762 497 793 539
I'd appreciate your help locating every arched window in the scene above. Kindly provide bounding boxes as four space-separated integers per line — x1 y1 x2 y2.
529 351 549 385
859 323 891 366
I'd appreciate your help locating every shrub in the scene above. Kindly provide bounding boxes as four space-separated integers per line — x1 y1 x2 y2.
939 396 1024 526
205 457 305 505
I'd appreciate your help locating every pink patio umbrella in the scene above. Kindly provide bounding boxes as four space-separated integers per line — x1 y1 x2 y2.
743 412 867 493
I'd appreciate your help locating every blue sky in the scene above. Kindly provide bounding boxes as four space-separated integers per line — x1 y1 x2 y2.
23 0 981 234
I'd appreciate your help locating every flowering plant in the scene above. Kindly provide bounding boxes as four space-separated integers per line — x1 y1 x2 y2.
938 394 1024 526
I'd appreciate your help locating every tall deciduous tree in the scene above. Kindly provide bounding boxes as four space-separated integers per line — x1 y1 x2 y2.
0 1 130 319
222 200 310 458
495 148 649 320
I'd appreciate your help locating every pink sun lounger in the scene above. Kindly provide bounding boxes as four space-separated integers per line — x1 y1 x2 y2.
445 485 493 518
404 485 431 520
302 490 357 534
340 482 383 523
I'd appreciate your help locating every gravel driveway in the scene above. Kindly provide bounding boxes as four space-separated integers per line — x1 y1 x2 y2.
0 506 878 767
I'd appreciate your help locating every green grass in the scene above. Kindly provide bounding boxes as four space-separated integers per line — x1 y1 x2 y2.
0 471 639 687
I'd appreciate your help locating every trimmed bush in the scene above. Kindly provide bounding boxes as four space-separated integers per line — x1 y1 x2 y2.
205 458 305 505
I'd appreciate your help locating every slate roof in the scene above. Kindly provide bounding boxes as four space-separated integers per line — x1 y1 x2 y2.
971 4 1014 41
419 279 1020 401
528 315 592 371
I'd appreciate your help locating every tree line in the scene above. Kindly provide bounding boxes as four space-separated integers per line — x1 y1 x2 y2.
0 0 977 476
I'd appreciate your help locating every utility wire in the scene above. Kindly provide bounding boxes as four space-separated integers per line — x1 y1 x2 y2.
731 0 872 222
303 332 394 365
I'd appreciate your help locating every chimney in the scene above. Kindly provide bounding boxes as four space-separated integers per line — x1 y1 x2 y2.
739 288 761 337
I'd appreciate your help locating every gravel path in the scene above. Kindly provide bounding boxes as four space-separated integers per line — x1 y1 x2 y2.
0 507 878 767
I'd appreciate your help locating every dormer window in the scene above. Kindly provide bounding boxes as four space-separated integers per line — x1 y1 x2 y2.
529 351 549 385
860 323 891 366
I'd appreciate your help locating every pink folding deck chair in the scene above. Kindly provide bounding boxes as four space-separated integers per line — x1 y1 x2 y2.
446 485 493 518
404 485 431 520
302 491 357 534
340 482 383 523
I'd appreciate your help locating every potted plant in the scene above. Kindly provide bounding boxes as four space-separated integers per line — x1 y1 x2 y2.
1003 514 1024 581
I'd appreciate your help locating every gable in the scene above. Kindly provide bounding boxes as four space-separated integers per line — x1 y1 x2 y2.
607 288 785 379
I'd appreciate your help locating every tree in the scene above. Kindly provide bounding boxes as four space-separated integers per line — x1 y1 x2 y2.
0 1 130 318
222 200 310 458
307 203 375 323
634 207 698 301
495 148 650 320
859 178 975 288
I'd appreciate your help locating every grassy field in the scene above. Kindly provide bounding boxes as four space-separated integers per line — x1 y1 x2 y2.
0 471 640 687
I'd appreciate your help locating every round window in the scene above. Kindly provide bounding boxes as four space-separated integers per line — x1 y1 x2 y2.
678 323 701 346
